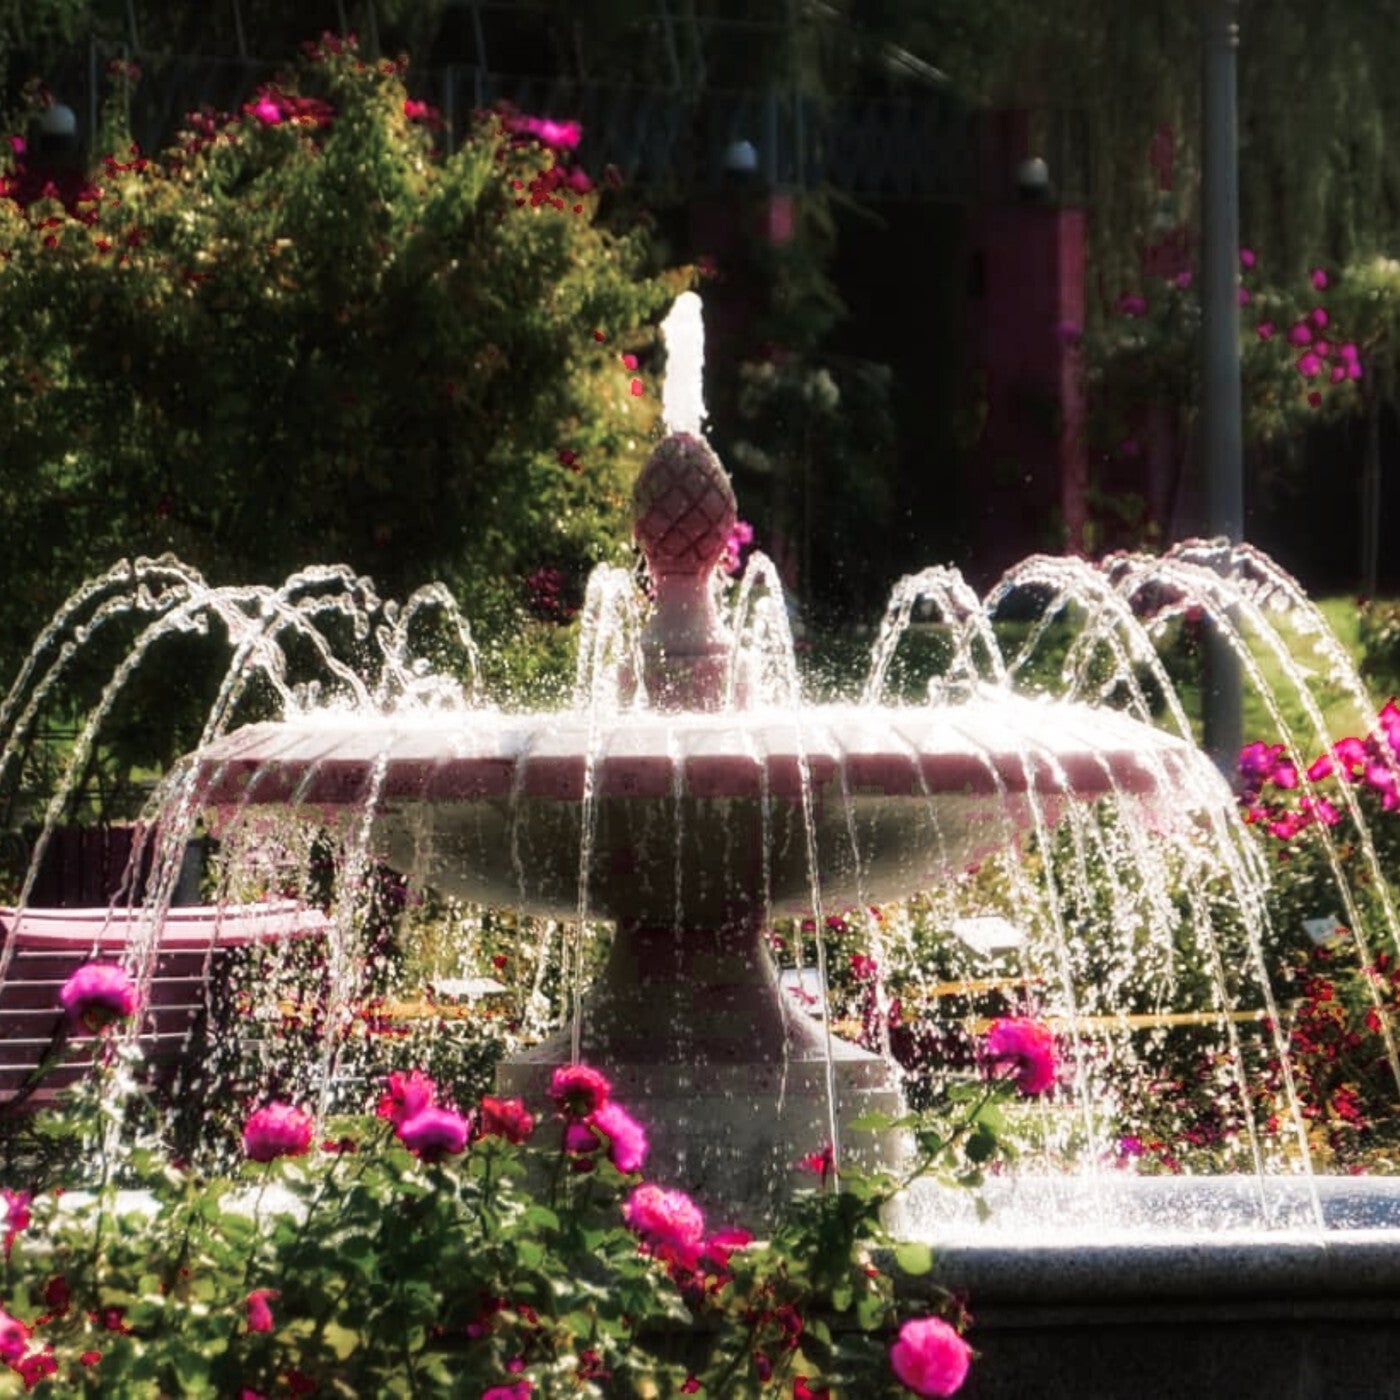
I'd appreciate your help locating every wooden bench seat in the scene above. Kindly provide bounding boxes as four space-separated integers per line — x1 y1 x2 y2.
0 902 331 1109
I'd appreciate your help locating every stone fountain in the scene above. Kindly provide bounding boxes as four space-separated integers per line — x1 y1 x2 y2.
188 314 1206 1221
8 293 1400 1395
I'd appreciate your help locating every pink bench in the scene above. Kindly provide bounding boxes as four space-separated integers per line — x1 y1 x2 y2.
0 902 330 1108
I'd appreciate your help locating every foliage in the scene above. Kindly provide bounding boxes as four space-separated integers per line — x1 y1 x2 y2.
1359 596 1400 698
1084 252 1373 548
0 35 673 713
0 1024 1044 1396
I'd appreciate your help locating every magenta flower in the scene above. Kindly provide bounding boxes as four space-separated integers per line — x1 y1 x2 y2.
376 1069 437 1127
1287 322 1313 347
1310 306 1329 329
796 1142 836 1186
245 1289 277 1334
1334 735 1370 776
250 96 282 126
0 1308 29 1365
1256 321 1276 340
564 1119 600 1167
242 1102 314 1163
1239 247 1257 268
1117 293 1148 317
1310 266 1330 290
482 1382 533 1400
396 1106 470 1161
889 1316 972 1397
623 1183 706 1258
59 962 137 1031
506 113 581 150
477 1095 535 1145
549 1063 611 1116
2 1189 30 1260
1297 353 1323 379
985 1017 1057 1095
1174 270 1193 289
591 1100 648 1173
1237 286 1251 305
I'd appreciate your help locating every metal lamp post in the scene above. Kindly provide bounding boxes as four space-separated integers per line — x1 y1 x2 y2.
1201 0 1244 773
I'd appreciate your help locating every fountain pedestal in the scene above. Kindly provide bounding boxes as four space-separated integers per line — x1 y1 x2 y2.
496 916 906 1224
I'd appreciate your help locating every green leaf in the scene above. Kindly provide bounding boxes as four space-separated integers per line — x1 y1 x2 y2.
893 1240 934 1277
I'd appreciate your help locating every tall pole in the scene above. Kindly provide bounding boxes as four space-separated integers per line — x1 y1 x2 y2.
1201 0 1244 773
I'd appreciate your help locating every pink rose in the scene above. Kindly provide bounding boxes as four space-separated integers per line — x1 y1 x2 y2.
477 1096 535 1145
242 1103 314 1163
245 1289 277 1334
396 1106 470 1161
0 1308 29 1364
59 962 137 1031
591 1100 648 1173
623 1184 705 1258
985 1017 1058 1095
889 1316 972 1397
376 1069 437 1127
549 1064 611 1117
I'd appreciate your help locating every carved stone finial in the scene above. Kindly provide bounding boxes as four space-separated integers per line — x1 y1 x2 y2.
632 433 737 710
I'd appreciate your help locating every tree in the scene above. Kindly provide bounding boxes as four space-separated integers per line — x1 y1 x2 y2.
0 35 676 790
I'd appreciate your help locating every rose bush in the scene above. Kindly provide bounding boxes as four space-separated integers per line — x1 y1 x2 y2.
0 992 1059 1395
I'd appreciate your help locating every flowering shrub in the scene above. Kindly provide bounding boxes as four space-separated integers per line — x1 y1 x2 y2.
1234 711 1400 1165
0 1028 1061 1397
0 33 674 750
1084 249 1388 548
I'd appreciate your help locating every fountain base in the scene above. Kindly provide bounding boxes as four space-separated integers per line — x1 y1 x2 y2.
497 1036 906 1228
494 917 906 1225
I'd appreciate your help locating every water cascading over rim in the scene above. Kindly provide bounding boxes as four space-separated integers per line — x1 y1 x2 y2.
182 293 1218 1225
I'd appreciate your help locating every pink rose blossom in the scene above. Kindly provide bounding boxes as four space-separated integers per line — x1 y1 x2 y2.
1239 247 1257 267
889 1316 972 1397
549 1064 611 1116
477 1095 535 1145
506 113 581 150
1256 321 1275 340
796 1142 837 1186
376 1069 437 1127
591 1100 648 1173
1310 266 1330 290
1287 322 1313 347
245 1289 277 1333
1297 352 1323 378
1117 293 1148 317
0 1308 28 1364
985 1017 1058 1095
2 1189 31 1260
396 1106 470 1161
623 1184 705 1258
242 1103 314 1163
482 1383 534 1400
1310 306 1329 329
59 962 137 1030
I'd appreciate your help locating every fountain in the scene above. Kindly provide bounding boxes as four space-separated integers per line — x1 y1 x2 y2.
5 293 1400 1394
177 294 1210 1223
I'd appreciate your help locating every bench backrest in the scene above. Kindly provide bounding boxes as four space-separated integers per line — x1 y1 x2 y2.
0 902 331 1107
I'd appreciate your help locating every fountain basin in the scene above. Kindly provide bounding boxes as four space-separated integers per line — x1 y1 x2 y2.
188 694 1212 1223
192 695 1207 921
896 1175 1400 1399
